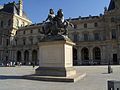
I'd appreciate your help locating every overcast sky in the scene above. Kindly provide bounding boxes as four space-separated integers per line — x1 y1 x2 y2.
0 0 110 23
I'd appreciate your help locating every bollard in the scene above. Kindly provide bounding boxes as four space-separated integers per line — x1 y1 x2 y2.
108 65 113 74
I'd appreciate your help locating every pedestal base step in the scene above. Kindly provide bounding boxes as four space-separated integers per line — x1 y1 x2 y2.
22 73 86 83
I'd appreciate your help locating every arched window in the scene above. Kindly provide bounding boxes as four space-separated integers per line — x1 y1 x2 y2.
17 51 21 62
81 47 89 60
81 47 89 65
93 47 101 64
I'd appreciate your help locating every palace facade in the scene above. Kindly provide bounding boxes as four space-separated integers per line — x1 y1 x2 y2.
0 0 120 65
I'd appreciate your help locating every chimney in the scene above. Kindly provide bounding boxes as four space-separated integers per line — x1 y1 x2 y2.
19 0 23 16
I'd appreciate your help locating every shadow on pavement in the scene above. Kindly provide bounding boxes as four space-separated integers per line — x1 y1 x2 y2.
0 75 22 80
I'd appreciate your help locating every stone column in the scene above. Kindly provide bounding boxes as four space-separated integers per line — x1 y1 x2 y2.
29 50 32 63
101 45 106 64
118 45 120 64
14 51 17 63
77 47 82 65
89 47 93 65
12 50 16 62
21 51 24 64
107 45 112 64
9 50 12 62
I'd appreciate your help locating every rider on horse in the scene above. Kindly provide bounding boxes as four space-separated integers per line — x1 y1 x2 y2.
45 8 55 24
41 9 73 35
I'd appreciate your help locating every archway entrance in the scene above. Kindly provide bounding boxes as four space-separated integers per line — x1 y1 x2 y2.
73 48 77 65
17 51 21 62
81 47 89 65
24 50 29 65
93 47 101 65
32 50 38 65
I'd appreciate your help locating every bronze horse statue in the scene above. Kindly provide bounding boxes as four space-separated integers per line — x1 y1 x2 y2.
41 9 73 36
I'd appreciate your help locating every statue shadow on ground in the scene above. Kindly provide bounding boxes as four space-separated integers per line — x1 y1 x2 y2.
0 75 22 80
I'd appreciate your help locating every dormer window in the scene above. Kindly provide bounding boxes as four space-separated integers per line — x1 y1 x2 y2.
84 23 87 28
94 23 98 27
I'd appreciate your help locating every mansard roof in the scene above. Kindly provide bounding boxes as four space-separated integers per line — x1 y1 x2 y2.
108 0 115 11
0 1 29 20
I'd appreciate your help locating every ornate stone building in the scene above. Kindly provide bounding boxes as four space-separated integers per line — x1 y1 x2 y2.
0 0 32 65
0 0 120 65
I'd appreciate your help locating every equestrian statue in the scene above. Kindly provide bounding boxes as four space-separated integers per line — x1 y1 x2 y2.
40 9 73 36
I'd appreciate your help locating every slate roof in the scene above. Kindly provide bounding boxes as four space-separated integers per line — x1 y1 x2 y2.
108 0 115 11
0 2 29 20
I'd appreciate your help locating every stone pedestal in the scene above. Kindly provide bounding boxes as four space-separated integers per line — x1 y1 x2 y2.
36 40 76 77
23 35 86 82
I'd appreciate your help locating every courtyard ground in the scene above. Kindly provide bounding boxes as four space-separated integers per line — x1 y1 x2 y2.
0 65 120 90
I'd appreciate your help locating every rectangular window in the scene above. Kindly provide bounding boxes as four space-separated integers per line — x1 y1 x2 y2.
94 33 100 40
30 38 33 45
84 33 89 41
74 34 78 42
23 39 26 45
111 30 117 39
0 36 2 45
6 39 9 46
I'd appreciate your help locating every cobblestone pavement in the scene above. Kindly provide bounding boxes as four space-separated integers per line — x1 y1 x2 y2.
0 66 120 90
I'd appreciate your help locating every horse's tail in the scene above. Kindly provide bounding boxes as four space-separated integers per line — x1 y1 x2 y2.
69 23 74 27
65 20 74 27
